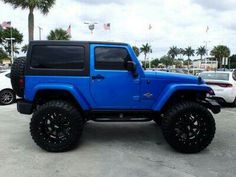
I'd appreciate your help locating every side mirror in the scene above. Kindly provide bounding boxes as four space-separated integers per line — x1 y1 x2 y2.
126 61 136 72
125 61 138 77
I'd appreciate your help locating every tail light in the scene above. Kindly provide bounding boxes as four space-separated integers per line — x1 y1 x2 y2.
206 82 233 88
19 77 24 89
208 89 215 95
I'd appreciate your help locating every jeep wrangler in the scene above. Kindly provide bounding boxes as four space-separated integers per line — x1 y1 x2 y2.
11 41 220 153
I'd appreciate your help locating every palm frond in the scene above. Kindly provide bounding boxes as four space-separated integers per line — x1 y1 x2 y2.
37 0 56 15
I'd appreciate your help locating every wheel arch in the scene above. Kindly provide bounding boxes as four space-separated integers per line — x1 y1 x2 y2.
153 84 212 112
32 86 90 111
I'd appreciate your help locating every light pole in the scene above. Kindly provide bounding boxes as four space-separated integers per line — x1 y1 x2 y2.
84 22 98 35
5 36 15 64
204 40 211 69
38 26 43 40
148 24 152 69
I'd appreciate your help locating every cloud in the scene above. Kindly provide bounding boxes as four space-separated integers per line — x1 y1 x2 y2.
192 0 236 11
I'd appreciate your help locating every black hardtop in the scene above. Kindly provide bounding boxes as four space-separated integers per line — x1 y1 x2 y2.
29 40 129 46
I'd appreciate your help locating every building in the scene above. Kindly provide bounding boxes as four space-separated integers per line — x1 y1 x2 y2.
192 59 218 70
0 58 11 66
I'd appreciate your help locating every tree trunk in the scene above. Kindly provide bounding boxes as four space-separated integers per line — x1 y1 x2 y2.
188 57 190 74
219 58 222 68
188 57 190 69
28 8 34 42
144 53 147 69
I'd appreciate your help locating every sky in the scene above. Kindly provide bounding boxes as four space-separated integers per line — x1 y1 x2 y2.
0 0 236 60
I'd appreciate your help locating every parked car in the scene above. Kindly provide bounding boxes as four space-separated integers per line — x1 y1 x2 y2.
217 68 231 71
168 68 185 74
200 71 236 106
0 70 16 105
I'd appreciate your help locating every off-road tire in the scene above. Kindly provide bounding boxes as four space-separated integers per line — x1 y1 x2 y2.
153 118 162 126
162 101 215 153
30 100 84 152
11 57 26 97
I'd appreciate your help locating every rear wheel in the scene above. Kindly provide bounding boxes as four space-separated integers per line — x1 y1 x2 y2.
0 89 16 105
30 100 84 152
231 97 236 107
162 101 215 153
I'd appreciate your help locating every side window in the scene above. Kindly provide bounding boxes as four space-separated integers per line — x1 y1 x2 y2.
95 47 131 70
31 45 85 69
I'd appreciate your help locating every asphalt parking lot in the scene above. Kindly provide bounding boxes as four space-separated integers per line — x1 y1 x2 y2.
0 104 236 177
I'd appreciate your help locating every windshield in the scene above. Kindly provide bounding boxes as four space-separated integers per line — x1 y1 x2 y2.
200 72 229 81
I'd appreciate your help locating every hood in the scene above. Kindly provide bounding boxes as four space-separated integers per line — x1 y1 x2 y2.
144 71 201 84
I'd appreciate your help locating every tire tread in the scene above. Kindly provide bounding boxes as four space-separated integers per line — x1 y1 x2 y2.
30 100 83 152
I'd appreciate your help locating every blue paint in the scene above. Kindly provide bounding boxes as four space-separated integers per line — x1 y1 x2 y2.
24 43 212 111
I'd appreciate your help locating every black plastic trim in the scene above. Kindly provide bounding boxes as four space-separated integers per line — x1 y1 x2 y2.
202 98 221 114
17 99 33 115
88 109 153 120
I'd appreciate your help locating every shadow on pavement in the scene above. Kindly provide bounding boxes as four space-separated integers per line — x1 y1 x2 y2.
82 121 165 145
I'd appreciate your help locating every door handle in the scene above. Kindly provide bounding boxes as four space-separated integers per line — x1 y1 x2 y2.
92 74 105 80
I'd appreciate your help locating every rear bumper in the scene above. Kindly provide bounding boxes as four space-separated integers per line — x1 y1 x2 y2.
202 98 221 114
17 99 33 115
210 87 235 103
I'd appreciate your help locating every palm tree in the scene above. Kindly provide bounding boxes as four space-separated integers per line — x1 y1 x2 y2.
178 48 185 59
140 43 152 69
183 47 195 69
0 48 8 60
210 45 230 68
168 46 179 59
2 0 56 41
196 46 207 60
47 28 70 40
21 44 28 53
168 46 179 66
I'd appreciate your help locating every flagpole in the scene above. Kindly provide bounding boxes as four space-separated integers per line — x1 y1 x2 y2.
148 24 152 69
204 26 211 70
10 27 13 63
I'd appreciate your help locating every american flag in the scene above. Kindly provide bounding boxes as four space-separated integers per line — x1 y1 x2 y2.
1 21 11 29
104 23 111 30
67 25 71 37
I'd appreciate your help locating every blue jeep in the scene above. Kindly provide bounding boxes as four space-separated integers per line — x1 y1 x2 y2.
11 41 220 153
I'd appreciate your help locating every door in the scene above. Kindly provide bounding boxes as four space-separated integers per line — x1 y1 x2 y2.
90 45 140 109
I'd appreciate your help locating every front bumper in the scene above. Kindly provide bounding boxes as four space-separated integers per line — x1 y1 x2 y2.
17 99 33 115
202 98 221 114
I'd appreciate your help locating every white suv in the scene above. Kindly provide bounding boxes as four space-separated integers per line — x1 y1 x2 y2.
0 70 16 105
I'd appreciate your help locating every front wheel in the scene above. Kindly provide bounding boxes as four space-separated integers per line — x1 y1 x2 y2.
162 101 215 153
30 100 84 152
